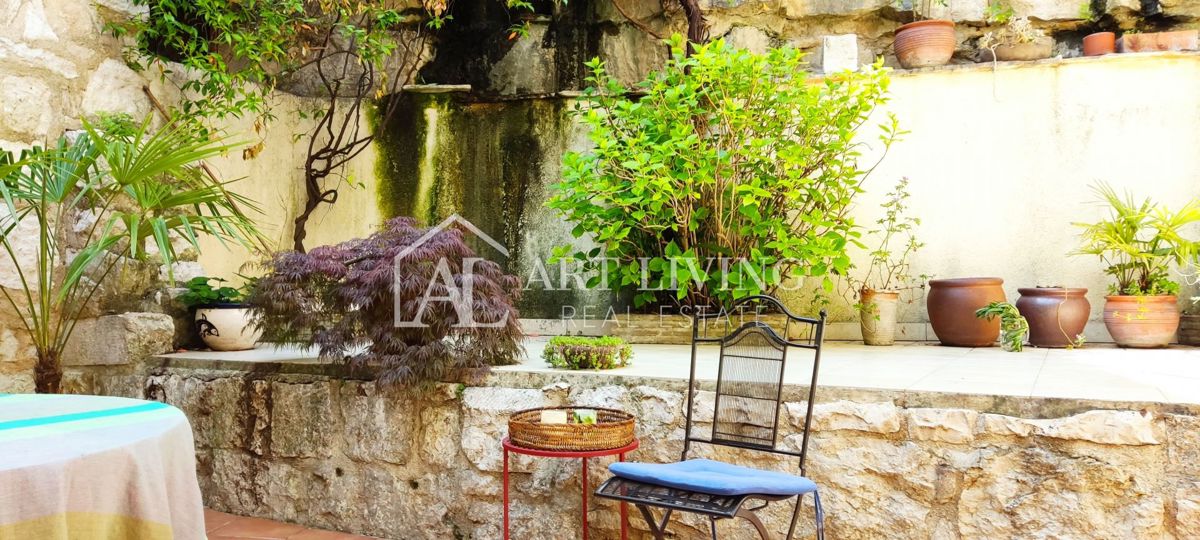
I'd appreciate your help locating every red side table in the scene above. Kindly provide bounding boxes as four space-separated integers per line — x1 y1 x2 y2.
502 437 639 540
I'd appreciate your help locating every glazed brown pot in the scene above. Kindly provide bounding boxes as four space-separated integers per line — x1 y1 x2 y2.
1015 288 1090 348
1179 313 1200 346
1103 295 1179 348
1117 30 1199 53
1082 32 1116 56
927 278 1006 347
895 20 956 69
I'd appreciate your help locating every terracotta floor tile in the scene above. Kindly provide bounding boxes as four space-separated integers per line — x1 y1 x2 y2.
287 529 371 540
207 515 307 539
204 509 239 532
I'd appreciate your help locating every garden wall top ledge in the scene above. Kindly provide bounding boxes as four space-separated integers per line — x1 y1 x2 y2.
152 341 1200 418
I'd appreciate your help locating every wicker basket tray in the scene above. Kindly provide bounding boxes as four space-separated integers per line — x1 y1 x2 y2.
508 406 635 452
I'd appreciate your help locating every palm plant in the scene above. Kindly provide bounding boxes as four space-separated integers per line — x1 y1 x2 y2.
1072 182 1200 296
0 117 262 393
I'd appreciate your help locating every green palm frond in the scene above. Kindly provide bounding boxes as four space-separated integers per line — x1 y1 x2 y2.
0 113 264 392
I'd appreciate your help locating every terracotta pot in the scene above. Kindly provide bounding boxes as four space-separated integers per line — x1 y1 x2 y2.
1118 30 1200 53
895 20 957 69
1180 313 1200 346
860 289 900 346
927 277 1006 347
1015 288 1090 348
980 41 1054 62
1103 295 1179 348
195 304 261 351
1082 32 1116 56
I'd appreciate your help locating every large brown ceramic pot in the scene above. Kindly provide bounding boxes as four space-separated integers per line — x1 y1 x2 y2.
1103 295 1179 348
894 20 956 69
927 277 1005 347
1015 288 1090 348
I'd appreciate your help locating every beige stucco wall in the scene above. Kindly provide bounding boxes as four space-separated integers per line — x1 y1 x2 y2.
844 52 1200 341
195 100 380 281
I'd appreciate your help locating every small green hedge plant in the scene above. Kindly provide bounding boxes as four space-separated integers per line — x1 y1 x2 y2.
543 336 633 370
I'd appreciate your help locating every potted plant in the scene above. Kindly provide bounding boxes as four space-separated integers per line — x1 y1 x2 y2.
0 117 261 393
1118 29 1199 53
893 0 957 69
849 177 926 346
178 276 262 351
979 16 1054 62
1079 2 1116 56
1181 297 1200 346
927 277 1007 346
975 301 1029 352
1015 286 1089 348
1072 183 1200 348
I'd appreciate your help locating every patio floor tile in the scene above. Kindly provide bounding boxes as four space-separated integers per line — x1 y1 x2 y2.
204 510 373 539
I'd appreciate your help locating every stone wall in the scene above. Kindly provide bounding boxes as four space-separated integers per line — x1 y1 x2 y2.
0 1 388 389
462 0 1200 96
88 359 1200 539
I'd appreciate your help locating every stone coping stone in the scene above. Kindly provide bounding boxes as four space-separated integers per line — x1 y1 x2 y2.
140 356 1200 419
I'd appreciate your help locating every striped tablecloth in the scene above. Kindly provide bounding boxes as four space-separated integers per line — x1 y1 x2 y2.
0 394 205 540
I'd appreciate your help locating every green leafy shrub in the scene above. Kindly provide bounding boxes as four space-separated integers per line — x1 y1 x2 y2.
1072 183 1200 296
549 35 900 308
177 277 249 308
543 336 633 370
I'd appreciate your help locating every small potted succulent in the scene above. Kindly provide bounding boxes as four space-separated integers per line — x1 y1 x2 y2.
177 276 261 351
979 15 1054 62
975 301 1029 352
1072 183 1200 348
848 177 926 346
893 0 957 68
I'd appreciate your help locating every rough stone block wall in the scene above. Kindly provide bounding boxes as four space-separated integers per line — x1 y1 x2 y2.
93 361 1200 539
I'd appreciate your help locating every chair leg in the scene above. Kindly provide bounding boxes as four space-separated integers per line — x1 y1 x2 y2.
734 506 772 540
813 491 825 540
710 517 719 540
635 504 664 540
635 504 675 540
785 494 803 540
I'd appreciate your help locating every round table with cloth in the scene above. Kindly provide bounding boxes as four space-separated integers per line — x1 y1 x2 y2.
0 393 204 540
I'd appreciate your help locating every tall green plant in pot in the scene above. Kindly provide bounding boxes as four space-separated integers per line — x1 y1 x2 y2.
847 177 925 345
0 118 262 392
1072 183 1200 348
550 35 900 310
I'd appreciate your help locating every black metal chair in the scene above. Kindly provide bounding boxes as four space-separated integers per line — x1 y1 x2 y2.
595 295 827 540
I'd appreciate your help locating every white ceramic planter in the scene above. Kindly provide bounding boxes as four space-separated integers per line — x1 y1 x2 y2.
195 305 261 351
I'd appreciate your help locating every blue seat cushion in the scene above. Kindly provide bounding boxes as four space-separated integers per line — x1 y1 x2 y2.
608 459 817 497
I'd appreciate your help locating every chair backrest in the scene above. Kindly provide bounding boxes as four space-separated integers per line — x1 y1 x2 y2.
682 295 826 475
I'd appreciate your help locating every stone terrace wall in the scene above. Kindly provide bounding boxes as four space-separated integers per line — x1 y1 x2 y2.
88 360 1200 539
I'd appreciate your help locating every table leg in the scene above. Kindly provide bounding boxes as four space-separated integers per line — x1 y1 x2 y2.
503 447 510 540
582 457 589 540
619 452 628 540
